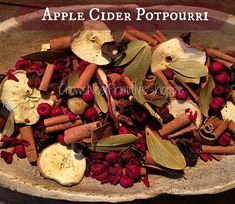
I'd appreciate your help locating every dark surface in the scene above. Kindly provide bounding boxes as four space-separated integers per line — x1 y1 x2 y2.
0 0 235 203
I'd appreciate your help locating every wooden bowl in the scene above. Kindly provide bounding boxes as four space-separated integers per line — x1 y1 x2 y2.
0 5 235 202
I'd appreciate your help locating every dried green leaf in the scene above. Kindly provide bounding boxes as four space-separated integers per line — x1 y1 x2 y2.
67 68 80 89
146 127 186 170
89 134 138 152
92 123 114 144
175 72 200 84
124 45 151 82
2 111 14 137
114 40 148 66
143 103 162 123
147 96 168 107
199 75 215 117
93 82 108 113
22 51 67 63
168 60 208 78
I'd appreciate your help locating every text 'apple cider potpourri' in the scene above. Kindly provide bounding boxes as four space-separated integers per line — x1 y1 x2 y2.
0 21 235 188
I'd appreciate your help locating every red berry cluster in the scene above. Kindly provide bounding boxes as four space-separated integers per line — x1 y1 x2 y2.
85 147 148 188
208 62 229 113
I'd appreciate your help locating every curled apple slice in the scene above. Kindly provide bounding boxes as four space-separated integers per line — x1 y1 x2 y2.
151 38 206 73
221 101 235 122
71 20 113 65
38 143 86 186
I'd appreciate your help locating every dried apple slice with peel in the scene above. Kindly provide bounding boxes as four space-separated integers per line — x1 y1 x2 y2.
151 38 206 73
38 143 86 186
221 101 235 122
168 99 202 128
0 70 41 125
71 20 113 65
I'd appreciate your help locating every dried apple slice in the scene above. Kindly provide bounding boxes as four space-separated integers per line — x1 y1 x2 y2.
38 143 86 186
151 38 206 73
168 99 202 128
0 70 41 125
221 101 235 122
71 20 113 65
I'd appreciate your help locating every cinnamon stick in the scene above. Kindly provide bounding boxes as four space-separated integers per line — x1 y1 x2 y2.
228 121 235 134
72 59 79 70
75 63 97 89
205 48 235 63
64 121 101 144
121 75 134 90
212 119 230 139
154 70 175 97
19 126 37 163
107 73 122 83
214 58 234 68
50 36 72 51
6 146 15 154
231 90 235 105
158 114 191 137
201 145 235 154
168 124 196 139
39 64 55 92
122 32 137 42
44 115 74 127
154 30 167 42
45 119 82 133
143 75 156 87
125 26 158 46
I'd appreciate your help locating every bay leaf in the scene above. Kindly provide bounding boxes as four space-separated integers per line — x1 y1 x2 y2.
93 82 108 113
146 126 186 170
22 51 67 63
175 72 200 84
67 68 80 88
168 60 208 78
114 40 148 66
124 45 151 82
146 96 168 107
199 75 215 117
89 134 138 152
2 111 14 137
92 123 114 144
143 103 162 123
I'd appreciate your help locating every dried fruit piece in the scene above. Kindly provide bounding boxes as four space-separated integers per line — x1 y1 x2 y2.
151 38 206 73
71 20 113 65
38 143 86 186
0 71 41 125
221 101 235 122
67 97 88 115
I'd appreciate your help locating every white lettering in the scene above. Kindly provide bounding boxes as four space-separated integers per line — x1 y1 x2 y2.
136 8 145 21
89 8 100 20
41 7 53 21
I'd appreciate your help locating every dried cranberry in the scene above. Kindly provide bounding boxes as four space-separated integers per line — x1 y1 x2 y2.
0 150 13 164
214 71 229 85
209 97 224 113
91 163 105 176
82 87 94 103
212 85 225 97
15 145 26 158
57 134 65 145
108 163 122 175
119 176 134 188
51 107 63 117
209 61 224 75
218 133 231 147
105 151 118 164
37 103 52 117
119 149 136 165
108 174 121 185
84 107 98 120
131 108 148 123
67 111 77 120
163 68 175 80
93 153 106 160
95 170 109 181
118 126 130 134
126 163 141 179
15 59 30 70
175 89 188 101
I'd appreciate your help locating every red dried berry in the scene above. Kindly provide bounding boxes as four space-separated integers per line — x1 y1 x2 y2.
108 174 121 185
84 107 98 120
15 59 30 70
134 139 146 153
218 133 231 147
95 170 109 181
50 107 63 117
6 69 18 82
91 163 105 176
113 67 124 74
67 111 77 120
82 87 94 103
209 61 224 75
105 151 118 164
31 63 40 72
163 68 175 80
142 175 150 187
118 126 130 134
0 150 13 164
126 163 141 179
131 108 148 123
57 134 65 145
93 153 106 160
119 149 136 165
209 97 224 113
108 163 122 176
15 145 26 158
214 71 229 85
119 176 134 188
37 103 51 117
188 111 197 122
175 89 188 101
212 85 225 97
